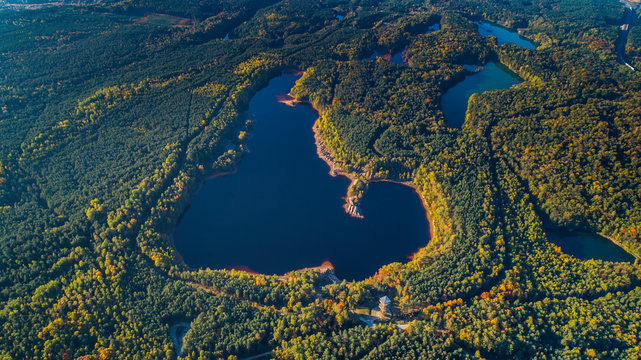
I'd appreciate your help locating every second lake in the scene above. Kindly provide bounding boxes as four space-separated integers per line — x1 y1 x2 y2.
441 62 521 128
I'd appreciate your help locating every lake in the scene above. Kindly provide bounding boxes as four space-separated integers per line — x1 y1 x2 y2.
475 21 536 49
546 229 635 263
441 62 521 128
173 73 429 280
439 21 534 127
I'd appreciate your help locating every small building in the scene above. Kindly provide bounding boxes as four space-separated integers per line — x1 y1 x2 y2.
379 296 392 314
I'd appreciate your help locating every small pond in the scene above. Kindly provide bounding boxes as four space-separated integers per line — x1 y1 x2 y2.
547 229 635 263
170 322 190 357
476 21 536 49
441 62 521 128
426 23 440 33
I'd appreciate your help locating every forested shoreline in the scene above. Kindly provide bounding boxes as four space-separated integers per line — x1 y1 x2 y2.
1 0 641 359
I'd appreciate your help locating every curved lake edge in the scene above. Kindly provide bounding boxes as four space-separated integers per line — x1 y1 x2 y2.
474 20 538 49
310 122 437 243
167 72 285 267
285 85 437 244
170 71 433 280
168 168 240 266
545 227 638 263
440 61 523 128
170 322 191 357
597 232 639 263
616 4 638 70
440 18 535 128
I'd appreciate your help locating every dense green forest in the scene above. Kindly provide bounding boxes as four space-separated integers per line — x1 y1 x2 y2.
1 0 641 359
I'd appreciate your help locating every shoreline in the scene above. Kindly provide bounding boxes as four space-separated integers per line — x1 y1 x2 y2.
210 168 239 179
598 232 639 263
311 118 436 244
169 165 240 267
172 74 438 279
312 122 365 218
276 89 368 219
277 260 339 282
169 322 191 357
543 225 639 263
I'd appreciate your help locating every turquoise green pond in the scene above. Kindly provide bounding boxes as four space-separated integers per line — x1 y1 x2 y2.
441 62 521 128
475 21 537 49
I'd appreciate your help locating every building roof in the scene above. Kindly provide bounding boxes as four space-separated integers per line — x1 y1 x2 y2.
379 296 391 304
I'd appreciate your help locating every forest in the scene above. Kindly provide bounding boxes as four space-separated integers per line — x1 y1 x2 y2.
1 0 641 359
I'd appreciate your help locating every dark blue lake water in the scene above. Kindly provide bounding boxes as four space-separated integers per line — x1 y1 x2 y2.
441 62 521 128
476 21 536 49
173 74 429 280
547 229 635 263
